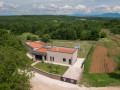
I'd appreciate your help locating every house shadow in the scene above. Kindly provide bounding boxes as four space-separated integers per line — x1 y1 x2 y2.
107 72 120 80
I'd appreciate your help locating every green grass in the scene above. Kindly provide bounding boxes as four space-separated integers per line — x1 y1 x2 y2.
80 45 120 87
34 62 68 75
48 40 93 58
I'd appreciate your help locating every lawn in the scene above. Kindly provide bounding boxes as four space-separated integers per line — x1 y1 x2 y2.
48 40 93 58
34 62 68 75
80 39 120 87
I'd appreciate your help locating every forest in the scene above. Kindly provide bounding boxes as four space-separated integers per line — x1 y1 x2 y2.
0 29 32 89
0 15 120 89
0 15 104 41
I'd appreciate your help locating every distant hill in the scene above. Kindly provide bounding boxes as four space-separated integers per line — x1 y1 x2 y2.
69 13 120 18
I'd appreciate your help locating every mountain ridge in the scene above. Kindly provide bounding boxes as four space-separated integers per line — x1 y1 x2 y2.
69 13 120 18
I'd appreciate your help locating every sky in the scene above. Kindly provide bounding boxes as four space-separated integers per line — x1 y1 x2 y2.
0 0 120 15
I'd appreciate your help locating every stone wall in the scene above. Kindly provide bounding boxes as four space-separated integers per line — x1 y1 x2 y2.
29 67 61 80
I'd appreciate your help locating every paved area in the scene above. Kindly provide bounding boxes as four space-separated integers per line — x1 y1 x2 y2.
30 72 120 90
73 58 85 68
31 61 39 66
62 58 85 81
62 66 82 80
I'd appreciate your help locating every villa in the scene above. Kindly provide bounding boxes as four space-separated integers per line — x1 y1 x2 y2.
25 41 78 65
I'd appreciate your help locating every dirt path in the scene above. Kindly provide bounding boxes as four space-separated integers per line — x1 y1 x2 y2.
109 35 120 41
30 72 120 90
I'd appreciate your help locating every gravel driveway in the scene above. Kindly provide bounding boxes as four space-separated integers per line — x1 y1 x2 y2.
30 72 120 90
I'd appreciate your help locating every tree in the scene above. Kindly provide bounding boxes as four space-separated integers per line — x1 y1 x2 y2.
100 32 107 38
27 35 31 40
90 29 100 41
0 30 31 89
41 34 51 43
80 30 91 40
31 36 38 41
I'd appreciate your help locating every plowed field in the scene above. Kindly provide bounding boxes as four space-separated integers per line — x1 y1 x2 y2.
90 46 115 73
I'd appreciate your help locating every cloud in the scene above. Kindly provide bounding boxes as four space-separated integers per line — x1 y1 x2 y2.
7 4 19 8
50 4 58 8
74 5 91 14
38 5 45 9
92 5 112 14
1 0 120 15
113 6 120 13
59 5 73 9
75 5 87 10
0 2 3 7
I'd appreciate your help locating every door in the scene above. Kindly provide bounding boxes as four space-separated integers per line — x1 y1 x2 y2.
69 59 71 65
35 55 42 60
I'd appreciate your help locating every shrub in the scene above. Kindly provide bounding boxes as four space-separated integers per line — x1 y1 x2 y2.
31 36 38 41
26 35 31 40
41 34 51 43
100 32 107 38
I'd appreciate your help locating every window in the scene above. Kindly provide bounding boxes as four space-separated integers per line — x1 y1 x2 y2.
50 56 52 61
53 57 54 61
63 58 66 62
50 56 54 61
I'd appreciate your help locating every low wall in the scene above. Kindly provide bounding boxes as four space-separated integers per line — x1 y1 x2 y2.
77 65 84 84
29 67 61 80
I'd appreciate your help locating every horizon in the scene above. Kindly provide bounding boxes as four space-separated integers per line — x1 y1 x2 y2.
0 12 120 17
0 0 120 15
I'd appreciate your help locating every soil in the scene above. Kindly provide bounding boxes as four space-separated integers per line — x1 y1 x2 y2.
90 46 115 73
109 35 120 41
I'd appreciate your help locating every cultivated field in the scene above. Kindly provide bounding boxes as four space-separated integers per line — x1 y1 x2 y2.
90 35 120 73
90 45 115 73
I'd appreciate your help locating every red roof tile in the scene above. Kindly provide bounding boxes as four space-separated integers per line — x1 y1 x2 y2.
50 48 74 54
29 42 44 48
36 48 48 53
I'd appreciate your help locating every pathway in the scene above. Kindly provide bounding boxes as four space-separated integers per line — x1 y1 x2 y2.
30 72 120 90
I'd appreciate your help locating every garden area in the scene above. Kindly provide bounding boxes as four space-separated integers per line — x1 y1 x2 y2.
34 62 68 75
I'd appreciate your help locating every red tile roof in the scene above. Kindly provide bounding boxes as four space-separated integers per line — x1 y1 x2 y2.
29 42 44 48
50 48 74 54
36 48 48 53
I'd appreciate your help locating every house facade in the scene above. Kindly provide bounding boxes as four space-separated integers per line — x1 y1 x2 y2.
25 41 78 65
